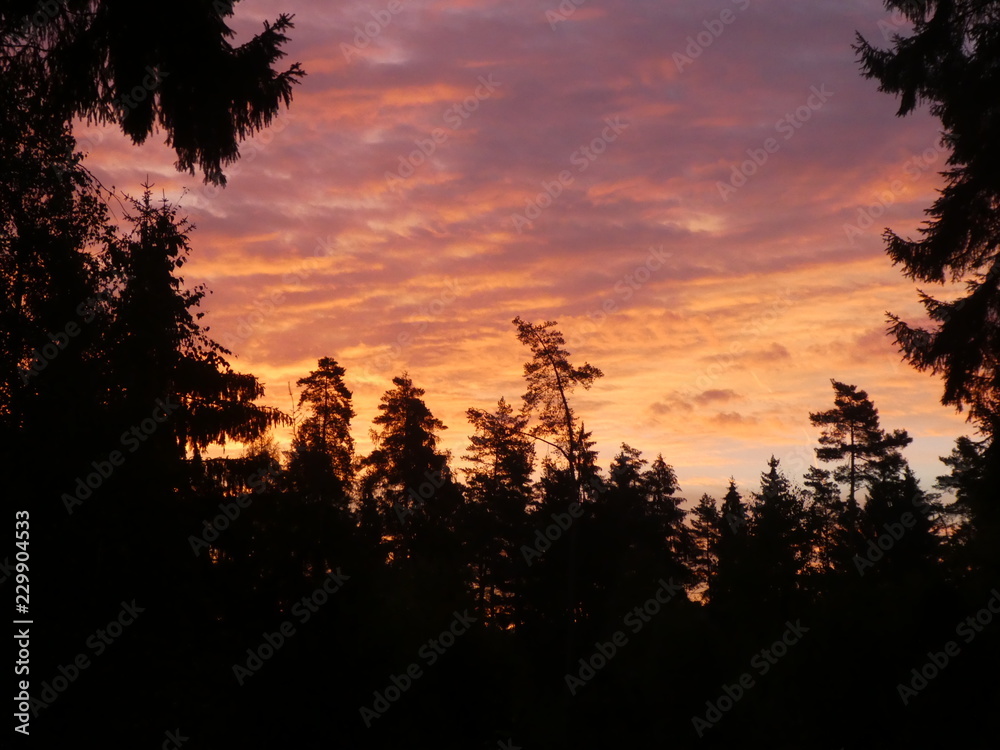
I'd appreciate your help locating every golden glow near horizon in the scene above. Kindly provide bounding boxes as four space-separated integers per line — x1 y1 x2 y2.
78 0 976 500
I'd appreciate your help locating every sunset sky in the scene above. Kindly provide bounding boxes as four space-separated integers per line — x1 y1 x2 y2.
80 0 976 501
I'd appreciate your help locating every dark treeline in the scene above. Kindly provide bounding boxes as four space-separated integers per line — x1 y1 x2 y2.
4 1 1000 748
5 167 998 745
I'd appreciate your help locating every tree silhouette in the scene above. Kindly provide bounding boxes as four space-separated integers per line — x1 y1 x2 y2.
747 456 810 613
287 357 355 505
856 1 1000 587
358 373 462 562
513 316 603 496
690 492 721 597
809 379 912 503
856 1 1000 438
803 465 859 578
862 456 944 579
581 444 651 616
2 0 305 185
106 188 286 462
585 445 694 609
465 397 536 501
1 65 112 482
9 2 1000 736
463 397 535 623
707 478 750 611
936 435 991 577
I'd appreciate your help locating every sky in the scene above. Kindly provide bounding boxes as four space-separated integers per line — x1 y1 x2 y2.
79 0 978 501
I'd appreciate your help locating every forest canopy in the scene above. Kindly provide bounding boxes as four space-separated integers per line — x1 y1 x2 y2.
4 1 1000 748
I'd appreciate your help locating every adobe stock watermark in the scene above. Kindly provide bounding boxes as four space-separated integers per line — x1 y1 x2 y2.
507 116 629 234
359 609 477 727
112 66 169 115
159 729 189 750
565 578 684 695
385 75 501 191
897 588 1000 706
842 140 948 245
24 600 144 718
8 0 67 41
675 287 797 400
853 489 939 576
875 0 923 41
393 468 448 522
673 0 751 72
357 278 462 377
62 397 181 514
691 619 809 737
232 568 350 685
215 233 339 351
341 0 410 62
190 108 296 202
520 501 585 566
19 290 112 385
188 464 279 555
546 0 589 29
525 476 611 558
717 85 833 201
567 245 672 348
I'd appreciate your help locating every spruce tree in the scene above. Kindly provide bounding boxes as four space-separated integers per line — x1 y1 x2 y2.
644 453 697 585
690 493 721 598
710 479 751 610
358 373 461 561
2 0 305 185
287 356 355 505
748 457 809 611
855 1 1000 438
463 397 535 624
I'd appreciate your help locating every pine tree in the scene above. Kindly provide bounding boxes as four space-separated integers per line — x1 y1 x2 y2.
591 443 650 595
607 442 647 496
287 357 355 505
513 316 603 496
576 445 692 625
464 397 535 504
809 379 912 503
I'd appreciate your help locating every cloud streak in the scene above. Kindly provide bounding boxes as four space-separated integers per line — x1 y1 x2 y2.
79 0 973 500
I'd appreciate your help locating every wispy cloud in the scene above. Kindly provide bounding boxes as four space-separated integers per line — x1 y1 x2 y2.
79 0 972 499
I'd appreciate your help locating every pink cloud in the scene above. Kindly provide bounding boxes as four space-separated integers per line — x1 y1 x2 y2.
79 0 974 502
